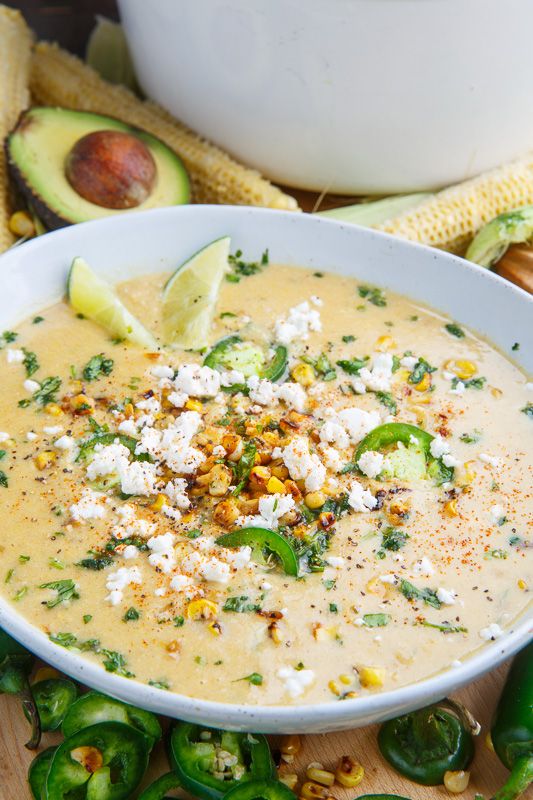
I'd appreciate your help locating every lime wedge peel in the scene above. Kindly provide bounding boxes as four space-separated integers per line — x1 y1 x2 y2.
162 236 230 350
67 256 158 349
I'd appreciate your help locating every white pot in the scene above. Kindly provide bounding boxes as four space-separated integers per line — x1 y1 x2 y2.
118 0 533 193
0 205 531 732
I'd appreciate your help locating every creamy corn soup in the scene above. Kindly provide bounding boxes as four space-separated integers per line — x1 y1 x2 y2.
0 260 531 705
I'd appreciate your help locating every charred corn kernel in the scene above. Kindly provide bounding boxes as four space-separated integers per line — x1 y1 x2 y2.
279 774 298 791
414 372 432 392
518 579 527 590
151 494 167 512
455 360 477 379
301 782 330 800
207 621 222 636
30 43 298 210
339 674 353 686
358 666 386 689
444 770 470 793
166 640 180 654
485 732 495 752
213 498 240 528
271 463 289 481
267 476 286 494
365 578 382 595
328 680 340 696
377 154 533 253
462 461 477 484
375 334 396 352
306 768 335 788
34 451 56 470
319 511 336 529
222 433 243 461
0 7 32 254
70 746 104 772
284 480 303 502
33 666 60 683
68 380 83 395
389 499 410 517
187 599 218 620
280 734 301 756
304 491 326 509
292 363 315 386
207 464 232 497
123 402 134 418
491 387 503 398
268 621 282 644
185 398 203 412
45 403 63 417
444 499 459 517
335 756 364 788
71 394 95 413
8 210 35 238
248 465 271 492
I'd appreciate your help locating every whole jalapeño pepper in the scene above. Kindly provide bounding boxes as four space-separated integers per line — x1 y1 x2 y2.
490 642 533 800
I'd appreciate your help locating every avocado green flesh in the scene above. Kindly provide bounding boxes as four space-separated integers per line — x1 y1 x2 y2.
6 107 189 230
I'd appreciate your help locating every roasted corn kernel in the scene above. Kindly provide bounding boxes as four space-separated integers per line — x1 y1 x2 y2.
292 363 315 386
306 766 335 788
34 451 56 470
335 756 364 788
357 666 386 689
443 770 470 793
186 599 218 620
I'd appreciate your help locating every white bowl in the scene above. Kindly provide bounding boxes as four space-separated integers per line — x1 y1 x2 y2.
118 0 533 193
0 205 531 732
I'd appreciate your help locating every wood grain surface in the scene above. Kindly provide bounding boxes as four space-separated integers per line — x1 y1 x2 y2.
0 662 511 799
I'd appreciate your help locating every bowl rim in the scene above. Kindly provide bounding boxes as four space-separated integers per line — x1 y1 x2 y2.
0 204 531 732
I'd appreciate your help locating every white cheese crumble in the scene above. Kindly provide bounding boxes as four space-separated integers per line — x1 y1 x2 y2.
117 419 138 436
23 379 40 393
449 381 465 396
479 623 504 641
247 375 277 406
173 363 220 397
0 432 10 443
163 478 191 509
147 532 176 573
400 355 418 369
220 370 246 388
105 566 142 605
436 587 456 605
70 488 107 522
412 556 435 576
336 407 381 443
429 434 449 459
26 431 38 441
357 450 385 479
151 365 174 380
282 436 326 491
325 556 345 569
358 352 394 392
489 504 506 524
43 425 62 436
122 545 139 560
347 480 377 512
54 435 75 451
237 493 295 529
6 348 24 363
479 453 501 468
276 382 307 413
274 300 322 345
277 665 315 698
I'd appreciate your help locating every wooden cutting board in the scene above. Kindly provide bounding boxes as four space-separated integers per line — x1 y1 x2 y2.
0 664 511 799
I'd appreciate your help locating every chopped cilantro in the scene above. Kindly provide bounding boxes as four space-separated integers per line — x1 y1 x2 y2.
237 672 263 685
39 579 79 608
76 555 114 570
358 285 387 307
444 323 465 338
32 316 44 324
521 403 533 419
82 354 114 382
22 348 39 377
485 549 508 560
408 357 436 385
83 614 92 624
14 587 28 601
512 342 520 351
377 527 408 559
302 352 337 381
362 613 390 627
421 621 467 633
227 248 269 282
376 391 397 415
48 557 65 570
231 440 257 497
0 471 8 488
33 376 62 406
323 578 336 591
0 331 17 348
100 648 134 677
184 529 202 539
336 356 368 375
19 555 30 563
123 606 140 622
400 579 441 609
313 272 324 278
452 376 486 390
149 679 169 690
329 603 338 613
342 334 356 343
220 311 237 319
460 430 482 444
223 596 261 613
173 615 185 627
5 569 14 583
0 450 5 460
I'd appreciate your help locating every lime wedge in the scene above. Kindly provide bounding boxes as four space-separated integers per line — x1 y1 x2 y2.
162 236 230 349
67 257 158 349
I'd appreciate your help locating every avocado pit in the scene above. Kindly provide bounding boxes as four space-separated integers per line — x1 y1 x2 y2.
65 130 157 209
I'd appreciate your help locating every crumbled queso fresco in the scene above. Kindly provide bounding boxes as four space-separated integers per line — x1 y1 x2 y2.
0 258 531 706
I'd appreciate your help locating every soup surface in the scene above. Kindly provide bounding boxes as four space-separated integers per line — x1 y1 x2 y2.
0 260 531 705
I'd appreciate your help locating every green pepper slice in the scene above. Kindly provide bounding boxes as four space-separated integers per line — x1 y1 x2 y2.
491 642 533 800
346 422 454 485
138 772 182 800
355 796 412 800
169 722 274 800
44 720 149 800
222 779 296 800
0 628 40 749
378 702 475 785
216 527 299 577
62 690 161 750
29 678 78 731
28 746 57 800
204 336 288 385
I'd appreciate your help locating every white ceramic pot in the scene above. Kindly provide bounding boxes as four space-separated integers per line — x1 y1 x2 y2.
0 205 531 732
118 0 533 193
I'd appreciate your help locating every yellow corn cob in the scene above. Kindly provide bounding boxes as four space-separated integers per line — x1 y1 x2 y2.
377 153 533 253
0 6 32 253
30 42 299 211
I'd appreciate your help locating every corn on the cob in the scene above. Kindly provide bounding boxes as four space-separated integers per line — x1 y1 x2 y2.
0 6 32 253
376 153 533 253
30 42 298 211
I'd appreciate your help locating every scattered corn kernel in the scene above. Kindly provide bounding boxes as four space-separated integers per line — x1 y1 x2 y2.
443 499 459 517
444 359 477 380
301 781 330 800
212 498 240 528
151 494 167 512
306 767 335 788
339 674 352 686
8 210 35 238
357 666 386 689
375 334 396 352
45 403 63 417
267 476 286 494
33 666 60 683
517 579 527 590
71 394 95 414
208 464 232 497
292 363 315 386
34 451 56 470
166 640 180 654
444 770 470 793
207 621 222 636
413 372 431 392
186 599 218 620
328 680 340 696
304 491 326 509
268 621 282 644
248 465 271 492
335 756 364 788
491 387 503 398
271 463 289 481
70 746 103 773
279 774 298 791
280 734 301 756
185 398 203 412
485 732 495 752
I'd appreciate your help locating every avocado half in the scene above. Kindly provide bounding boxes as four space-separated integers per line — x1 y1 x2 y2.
5 107 190 230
